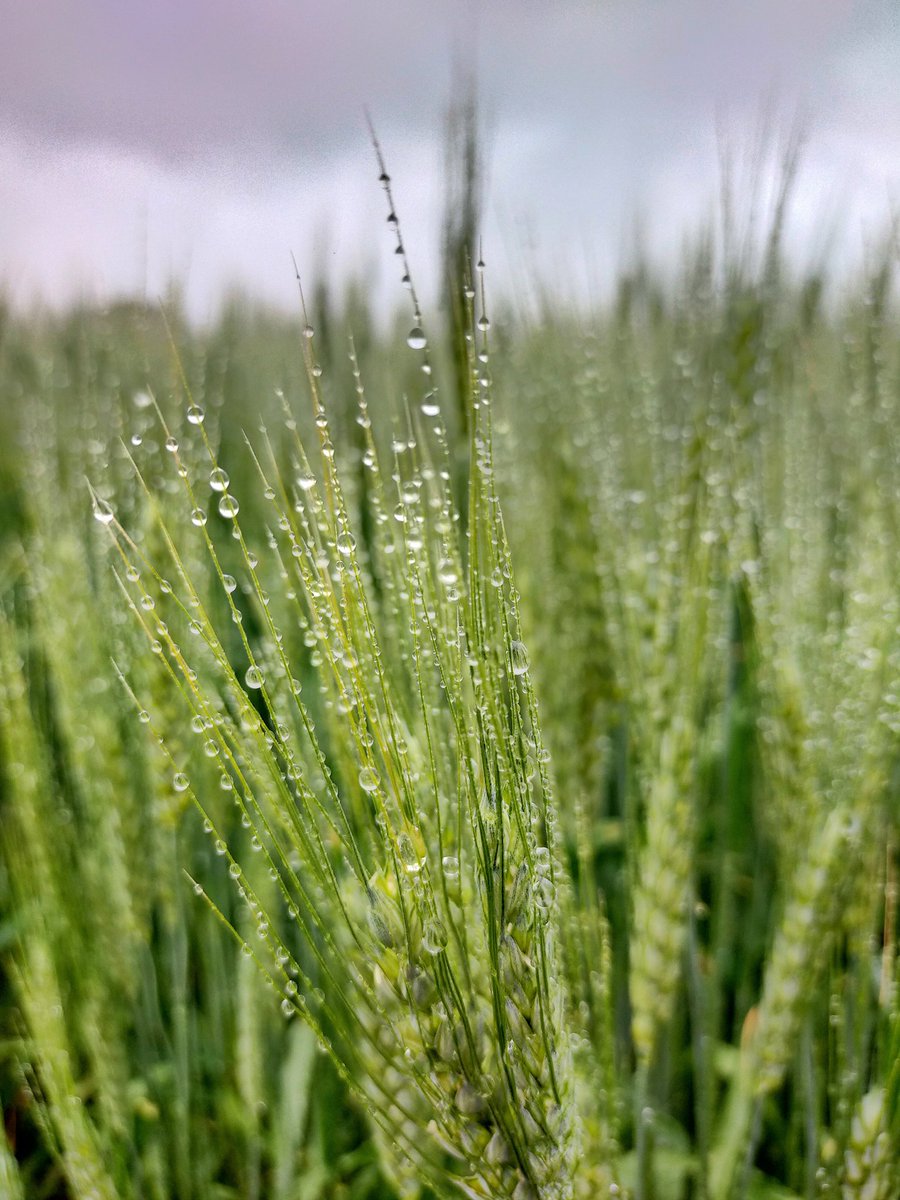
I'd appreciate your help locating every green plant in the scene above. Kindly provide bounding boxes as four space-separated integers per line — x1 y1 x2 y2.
0 145 897 1200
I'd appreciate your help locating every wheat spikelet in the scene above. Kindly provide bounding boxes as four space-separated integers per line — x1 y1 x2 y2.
629 713 695 1064
841 1089 893 1200
348 830 579 1199
752 804 855 1096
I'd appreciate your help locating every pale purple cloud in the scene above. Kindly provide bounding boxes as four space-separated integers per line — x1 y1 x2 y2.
1 0 897 317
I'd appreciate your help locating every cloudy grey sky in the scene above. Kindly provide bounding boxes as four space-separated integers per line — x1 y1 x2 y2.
2 1 899 319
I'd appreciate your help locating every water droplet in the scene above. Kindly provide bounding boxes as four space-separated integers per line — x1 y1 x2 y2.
336 531 356 556
437 559 458 586
133 390 152 409
218 494 240 519
245 665 264 690
92 498 115 525
165 436 178 453
186 405 205 425
296 471 316 491
398 833 422 874
222 573 237 594
534 846 551 875
407 327 427 351
421 393 440 417
441 855 460 880
191 507 207 527
510 640 529 676
422 918 448 955
209 467 230 492
138 709 151 724
281 998 295 1018
173 772 189 792
359 766 379 793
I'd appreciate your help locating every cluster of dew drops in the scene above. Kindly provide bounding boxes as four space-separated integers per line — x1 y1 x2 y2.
92 162 536 974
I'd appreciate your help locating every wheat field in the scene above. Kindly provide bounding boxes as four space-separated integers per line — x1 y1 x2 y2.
0 150 898 1200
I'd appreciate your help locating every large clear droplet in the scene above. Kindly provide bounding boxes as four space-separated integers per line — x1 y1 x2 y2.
359 766 379 793
422 918 448 955
437 558 458 586
92 498 115 525
218 494 240 519
510 640 529 676
407 327 427 351
441 855 460 880
209 467 230 492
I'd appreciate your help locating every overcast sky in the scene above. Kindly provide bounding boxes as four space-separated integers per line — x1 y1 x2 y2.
2 1 899 320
